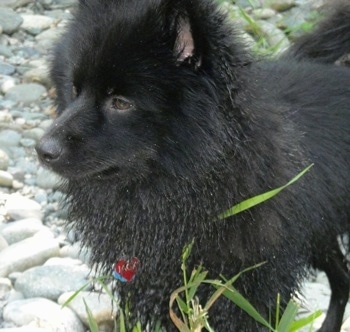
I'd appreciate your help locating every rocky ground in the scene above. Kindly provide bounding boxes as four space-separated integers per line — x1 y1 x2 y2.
0 0 348 331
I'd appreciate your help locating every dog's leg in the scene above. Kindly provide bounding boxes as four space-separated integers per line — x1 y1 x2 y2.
315 243 350 332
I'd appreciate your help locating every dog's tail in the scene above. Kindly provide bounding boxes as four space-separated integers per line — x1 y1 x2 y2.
287 1 350 63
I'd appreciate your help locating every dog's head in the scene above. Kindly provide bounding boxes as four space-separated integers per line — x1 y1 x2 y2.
36 0 244 182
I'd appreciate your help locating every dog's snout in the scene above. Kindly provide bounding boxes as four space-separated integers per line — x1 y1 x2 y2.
36 137 63 164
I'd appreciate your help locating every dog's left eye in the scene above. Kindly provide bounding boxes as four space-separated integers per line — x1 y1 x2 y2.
112 97 134 112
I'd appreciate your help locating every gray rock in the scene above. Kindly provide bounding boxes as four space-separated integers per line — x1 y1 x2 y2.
0 171 13 187
5 84 46 105
5 193 42 220
255 20 290 51
3 298 84 332
0 8 23 35
19 138 36 148
1 218 46 245
0 149 9 170
268 0 296 12
22 128 45 142
58 291 118 331
0 234 8 251
35 28 63 53
36 167 62 190
0 0 32 9
46 0 77 9
0 62 15 76
20 15 55 36
59 242 92 264
0 76 16 94
0 232 59 277
14 264 89 301
0 130 21 148
23 67 52 88
0 277 12 299
252 8 277 20
0 45 14 58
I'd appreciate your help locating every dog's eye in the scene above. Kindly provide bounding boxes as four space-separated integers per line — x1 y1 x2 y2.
112 97 134 111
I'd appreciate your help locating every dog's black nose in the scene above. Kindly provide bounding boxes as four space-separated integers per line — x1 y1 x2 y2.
36 137 63 164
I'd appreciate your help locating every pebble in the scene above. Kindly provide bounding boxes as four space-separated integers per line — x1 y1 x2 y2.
0 232 59 277
0 150 9 171
0 131 21 148
3 298 85 331
58 291 118 331
14 264 90 300
4 193 42 220
0 8 23 35
20 15 55 36
0 171 13 188
0 218 46 245
4 84 47 105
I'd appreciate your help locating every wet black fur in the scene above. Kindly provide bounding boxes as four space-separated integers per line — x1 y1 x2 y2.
36 1 350 331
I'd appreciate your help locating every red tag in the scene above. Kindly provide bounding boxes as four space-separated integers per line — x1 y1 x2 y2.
113 257 140 282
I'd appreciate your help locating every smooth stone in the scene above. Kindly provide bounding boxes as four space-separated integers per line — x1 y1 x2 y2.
0 277 11 299
19 138 36 148
36 167 62 190
0 149 9 170
0 328 46 332
22 128 44 142
0 130 21 148
0 171 13 187
0 76 16 94
0 232 59 277
5 84 46 105
35 28 63 53
0 45 14 58
5 193 42 220
0 8 23 35
1 218 45 245
255 20 290 51
59 242 91 264
0 234 8 251
3 298 84 332
46 0 77 9
20 15 55 35
267 0 296 12
252 8 277 20
0 111 13 124
0 62 15 76
23 67 51 87
0 0 32 8
14 264 89 301
58 291 118 330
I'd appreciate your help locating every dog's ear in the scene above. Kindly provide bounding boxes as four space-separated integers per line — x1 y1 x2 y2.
173 15 202 69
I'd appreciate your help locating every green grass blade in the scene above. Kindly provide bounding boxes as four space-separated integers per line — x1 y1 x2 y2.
61 282 89 308
221 285 275 330
219 164 313 219
277 300 299 331
83 298 99 332
119 310 126 332
289 310 323 331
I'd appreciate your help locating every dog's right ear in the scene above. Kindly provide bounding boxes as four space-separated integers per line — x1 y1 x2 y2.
173 14 202 70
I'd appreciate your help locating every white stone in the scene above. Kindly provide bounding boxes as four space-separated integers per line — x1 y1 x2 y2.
3 298 84 332
0 233 59 277
20 14 55 35
58 291 118 330
5 193 42 220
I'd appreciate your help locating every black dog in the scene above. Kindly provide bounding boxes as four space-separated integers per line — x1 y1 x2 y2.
36 0 350 330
